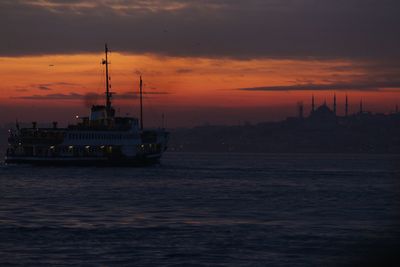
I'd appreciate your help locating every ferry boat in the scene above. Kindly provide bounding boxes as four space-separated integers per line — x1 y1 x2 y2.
5 44 169 166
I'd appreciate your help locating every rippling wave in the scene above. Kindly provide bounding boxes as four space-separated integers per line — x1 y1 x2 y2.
1 153 400 266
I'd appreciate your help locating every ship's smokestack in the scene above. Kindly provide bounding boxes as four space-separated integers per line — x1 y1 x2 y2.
333 93 337 115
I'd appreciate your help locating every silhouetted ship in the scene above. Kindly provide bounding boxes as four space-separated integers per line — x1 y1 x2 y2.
5 44 169 166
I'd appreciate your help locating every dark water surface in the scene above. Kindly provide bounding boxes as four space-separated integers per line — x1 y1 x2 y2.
1 153 400 266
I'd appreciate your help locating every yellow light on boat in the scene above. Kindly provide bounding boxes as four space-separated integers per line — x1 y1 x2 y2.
69 146 73 149
85 146 90 149
50 146 55 149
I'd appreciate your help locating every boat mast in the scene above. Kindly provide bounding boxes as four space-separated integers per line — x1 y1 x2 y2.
140 75 143 130
103 43 111 114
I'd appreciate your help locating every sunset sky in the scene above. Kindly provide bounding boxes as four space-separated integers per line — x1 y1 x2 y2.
1 0 400 127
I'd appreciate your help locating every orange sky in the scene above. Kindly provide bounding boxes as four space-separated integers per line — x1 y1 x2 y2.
1 53 399 127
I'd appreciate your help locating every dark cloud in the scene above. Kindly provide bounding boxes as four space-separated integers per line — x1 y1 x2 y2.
238 81 400 92
15 88 28 92
1 0 400 61
120 91 170 95
38 85 52 90
24 82 80 91
175 68 193 74
13 90 169 100
14 93 85 100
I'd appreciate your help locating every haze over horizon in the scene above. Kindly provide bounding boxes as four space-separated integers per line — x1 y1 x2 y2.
1 0 400 127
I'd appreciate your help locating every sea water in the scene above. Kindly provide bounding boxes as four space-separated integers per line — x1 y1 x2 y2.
1 153 399 266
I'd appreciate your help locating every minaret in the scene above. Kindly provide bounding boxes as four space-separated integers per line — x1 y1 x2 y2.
311 95 315 114
140 75 143 130
345 95 348 117
298 102 304 119
333 93 337 115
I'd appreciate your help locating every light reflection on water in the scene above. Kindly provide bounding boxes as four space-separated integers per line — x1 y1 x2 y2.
0 153 400 266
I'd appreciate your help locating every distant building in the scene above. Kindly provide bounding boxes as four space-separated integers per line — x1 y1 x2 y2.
309 103 336 122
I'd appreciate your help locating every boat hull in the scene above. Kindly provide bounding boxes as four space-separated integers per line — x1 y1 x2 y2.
4 155 162 167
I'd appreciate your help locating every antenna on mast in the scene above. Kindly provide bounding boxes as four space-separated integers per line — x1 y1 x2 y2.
140 75 143 130
102 43 112 115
